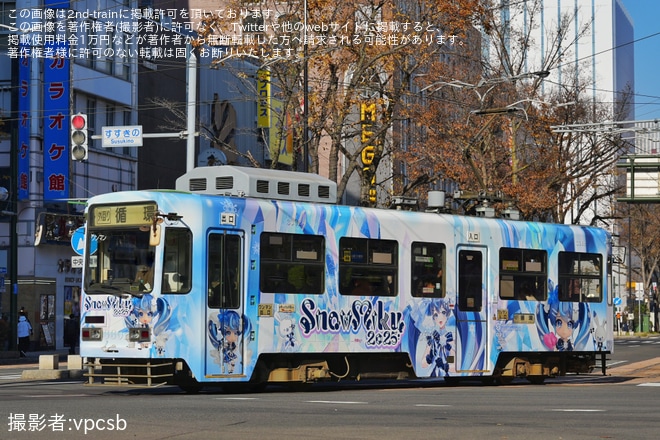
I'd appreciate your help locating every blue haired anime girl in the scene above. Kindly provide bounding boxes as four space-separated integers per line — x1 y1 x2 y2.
124 294 173 354
208 310 251 374
403 298 454 377
537 290 591 351
423 299 454 377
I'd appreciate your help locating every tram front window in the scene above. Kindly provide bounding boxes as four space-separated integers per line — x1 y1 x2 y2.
85 228 156 295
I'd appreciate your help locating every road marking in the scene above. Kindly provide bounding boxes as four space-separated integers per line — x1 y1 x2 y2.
607 360 627 367
637 383 660 387
551 409 605 412
416 404 452 408
306 400 368 405
215 397 258 400
0 374 22 380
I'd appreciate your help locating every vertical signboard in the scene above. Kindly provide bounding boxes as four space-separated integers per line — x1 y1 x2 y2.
257 69 271 128
42 2 70 201
17 52 30 200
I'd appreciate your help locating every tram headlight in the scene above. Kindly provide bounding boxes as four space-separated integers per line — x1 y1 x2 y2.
129 327 151 342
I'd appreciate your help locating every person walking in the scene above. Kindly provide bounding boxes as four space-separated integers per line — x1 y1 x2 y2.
17 312 33 357
65 314 80 355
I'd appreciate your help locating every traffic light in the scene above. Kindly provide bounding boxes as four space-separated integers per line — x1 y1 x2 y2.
70 113 88 161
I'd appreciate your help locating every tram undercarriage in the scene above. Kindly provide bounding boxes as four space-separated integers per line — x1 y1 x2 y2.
491 351 610 385
82 349 610 392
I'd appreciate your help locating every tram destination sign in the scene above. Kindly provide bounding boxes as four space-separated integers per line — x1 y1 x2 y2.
90 203 157 227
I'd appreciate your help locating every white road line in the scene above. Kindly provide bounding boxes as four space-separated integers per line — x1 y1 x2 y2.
607 360 628 367
0 374 21 380
550 409 605 412
637 383 660 387
306 400 368 405
416 404 452 408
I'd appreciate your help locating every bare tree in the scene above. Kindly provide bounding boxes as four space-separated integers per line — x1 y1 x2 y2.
399 0 630 222
195 0 484 204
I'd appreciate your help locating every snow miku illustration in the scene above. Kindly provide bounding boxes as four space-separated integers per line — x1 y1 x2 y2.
402 298 455 377
124 294 173 355
208 310 252 374
590 311 608 351
275 312 299 353
536 286 591 351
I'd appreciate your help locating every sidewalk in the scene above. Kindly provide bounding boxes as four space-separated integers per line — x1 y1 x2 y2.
0 348 72 368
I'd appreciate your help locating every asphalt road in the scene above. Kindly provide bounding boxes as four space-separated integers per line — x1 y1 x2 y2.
0 336 658 440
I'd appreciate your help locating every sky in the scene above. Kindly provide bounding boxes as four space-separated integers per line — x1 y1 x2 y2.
621 0 660 121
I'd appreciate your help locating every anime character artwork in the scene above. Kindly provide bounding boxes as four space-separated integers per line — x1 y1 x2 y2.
536 288 592 352
403 298 455 377
275 312 299 353
208 310 252 374
124 294 173 355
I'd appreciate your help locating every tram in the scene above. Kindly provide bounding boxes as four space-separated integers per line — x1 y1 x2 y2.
79 166 613 390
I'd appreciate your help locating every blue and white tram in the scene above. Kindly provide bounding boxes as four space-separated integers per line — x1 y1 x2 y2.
79 166 613 390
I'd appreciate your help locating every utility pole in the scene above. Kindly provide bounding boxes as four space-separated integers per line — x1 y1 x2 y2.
90 47 199 171
302 0 309 173
186 46 197 172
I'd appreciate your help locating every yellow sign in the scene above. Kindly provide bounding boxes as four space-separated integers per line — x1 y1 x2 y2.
257 69 271 128
90 203 157 227
360 102 378 203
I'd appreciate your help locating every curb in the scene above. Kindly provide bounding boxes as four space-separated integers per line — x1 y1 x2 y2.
21 369 84 380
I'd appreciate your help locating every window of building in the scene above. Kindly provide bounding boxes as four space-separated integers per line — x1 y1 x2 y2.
411 242 445 297
260 233 325 294
338 237 397 296
558 252 602 302
499 248 547 301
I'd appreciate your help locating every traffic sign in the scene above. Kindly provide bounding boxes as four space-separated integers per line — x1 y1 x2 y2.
613 297 622 306
101 125 143 148
71 227 98 256
71 255 83 268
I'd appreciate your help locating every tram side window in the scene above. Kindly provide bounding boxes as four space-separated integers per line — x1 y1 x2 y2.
260 233 325 294
162 228 192 294
208 234 241 308
339 237 398 296
499 248 547 301
558 252 602 302
411 242 445 297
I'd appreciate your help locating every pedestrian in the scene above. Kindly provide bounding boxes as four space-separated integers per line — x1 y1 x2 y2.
17 312 33 357
65 314 80 355
0 314 9 350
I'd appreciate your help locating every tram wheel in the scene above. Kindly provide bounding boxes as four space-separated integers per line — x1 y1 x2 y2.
179 384 203 394
495 376 514 385
527 376 546 385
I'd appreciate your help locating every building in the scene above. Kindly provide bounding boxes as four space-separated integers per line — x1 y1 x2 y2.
0 0 140 350
1 0 298 350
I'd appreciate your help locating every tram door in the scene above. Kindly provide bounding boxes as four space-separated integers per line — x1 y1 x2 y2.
455 246 489 374
205 231 245 376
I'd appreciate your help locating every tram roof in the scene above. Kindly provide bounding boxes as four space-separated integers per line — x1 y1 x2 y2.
175 165 337 204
